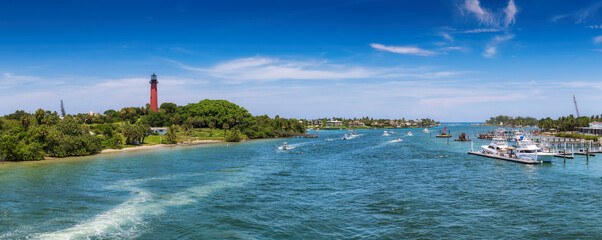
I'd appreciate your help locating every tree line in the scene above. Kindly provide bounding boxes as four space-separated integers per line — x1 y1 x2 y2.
0 99 305 161
486 114 602 132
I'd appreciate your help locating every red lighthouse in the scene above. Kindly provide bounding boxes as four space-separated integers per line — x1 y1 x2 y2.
149 73 159 111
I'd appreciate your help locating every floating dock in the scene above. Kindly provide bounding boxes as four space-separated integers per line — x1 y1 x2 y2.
554 154 574 159
468 151 545 164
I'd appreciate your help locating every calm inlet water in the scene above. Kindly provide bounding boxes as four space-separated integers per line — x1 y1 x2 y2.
1 125 601 239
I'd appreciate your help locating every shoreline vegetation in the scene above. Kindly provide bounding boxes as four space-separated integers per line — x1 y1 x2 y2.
0 99 305 162
0 99 439 162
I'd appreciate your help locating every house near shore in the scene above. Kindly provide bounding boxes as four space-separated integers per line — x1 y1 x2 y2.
326 120 342 127
151 127 167 135
349 120 365 127
577 122 602 136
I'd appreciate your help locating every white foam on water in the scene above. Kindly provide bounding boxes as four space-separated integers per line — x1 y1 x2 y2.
34 171 250 240
34 186 163 240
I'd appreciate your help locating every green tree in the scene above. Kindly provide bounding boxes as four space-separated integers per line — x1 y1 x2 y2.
160 102 178 114
165 125 179 144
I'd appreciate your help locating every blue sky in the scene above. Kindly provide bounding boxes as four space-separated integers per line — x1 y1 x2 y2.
1 0 601 121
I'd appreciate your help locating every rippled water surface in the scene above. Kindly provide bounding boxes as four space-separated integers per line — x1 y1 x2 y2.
1 125 601 239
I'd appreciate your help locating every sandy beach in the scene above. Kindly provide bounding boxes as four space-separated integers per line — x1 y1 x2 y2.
100 139 226 154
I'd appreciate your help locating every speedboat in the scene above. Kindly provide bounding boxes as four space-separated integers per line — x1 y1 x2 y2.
342 134 349 140
390 131 395 134
407 131 413 136
423 128 430 133
279 142 293 150
392 137 403 142
383 131 389 136
481 137 509 155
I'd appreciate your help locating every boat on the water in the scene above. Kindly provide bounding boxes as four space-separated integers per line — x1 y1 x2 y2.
279 142 293 150
392 137 403 142
423 128 430 133
436 125 452 138
481 137 509 155
407 131 413 136
383 131 389 136
454 133 471 142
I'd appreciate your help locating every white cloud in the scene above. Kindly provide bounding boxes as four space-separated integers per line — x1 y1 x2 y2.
594 36 602 44
504 0 517 26
483 34 514 58
464 0 495 26
588 24 602 29
370 43 436 56
483 46 497 58
577 1 602 23
463 28 502 33
462 0 518 28
175 57 469 84
440 32 454 41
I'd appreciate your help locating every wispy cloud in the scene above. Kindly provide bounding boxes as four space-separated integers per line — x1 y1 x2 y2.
483 34 514 58
440 32 454 41
175 57 468 83
589 24 602 29
552 1 602 24
370 43 436 56
594 36 602 44
462 28 502 33
504 0 517 26
461 0 518 28
577 1 602 23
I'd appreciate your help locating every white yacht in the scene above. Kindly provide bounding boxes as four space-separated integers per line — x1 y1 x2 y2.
481 137 509 155
514 136 552 156
383 131 389 136
342 134 349 140
407 131 413 136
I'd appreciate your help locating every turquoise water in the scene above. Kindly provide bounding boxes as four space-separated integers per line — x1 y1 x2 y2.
1 124 601 239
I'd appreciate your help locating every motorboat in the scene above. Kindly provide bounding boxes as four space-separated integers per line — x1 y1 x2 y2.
407 131 413 136
383 131 389 136
481 137 509 155
279 142 293 150
514 135 553 156
392 137 403 142
423 128 430 133
342 134 349 140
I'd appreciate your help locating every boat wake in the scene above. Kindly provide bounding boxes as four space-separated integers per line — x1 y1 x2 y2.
34 171 250 240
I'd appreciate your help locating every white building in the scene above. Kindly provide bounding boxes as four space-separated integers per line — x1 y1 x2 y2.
326 120 342 127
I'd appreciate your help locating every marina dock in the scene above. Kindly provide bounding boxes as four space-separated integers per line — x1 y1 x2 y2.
468 151 545 164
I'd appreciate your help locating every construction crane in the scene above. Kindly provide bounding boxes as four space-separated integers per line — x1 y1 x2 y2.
573 94 580 118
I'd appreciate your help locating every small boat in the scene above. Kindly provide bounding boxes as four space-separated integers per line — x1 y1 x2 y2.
383 131 390 136
392 137 403 142
279 142 293 150
342 134 349 140
454 133 471 142
390 131 395 134
407 131 413 136
423 128 430 133
436 125 452 138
